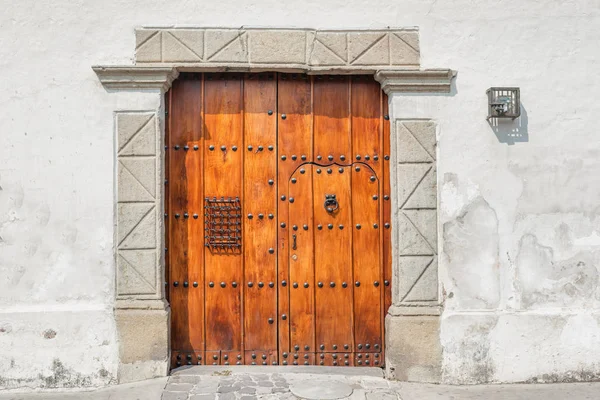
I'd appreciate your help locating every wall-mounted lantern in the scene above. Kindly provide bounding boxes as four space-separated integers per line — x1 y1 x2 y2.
486 87 520 120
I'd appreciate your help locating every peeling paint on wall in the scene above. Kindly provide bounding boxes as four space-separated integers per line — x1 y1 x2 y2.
515 235 599 309
443 196 500 310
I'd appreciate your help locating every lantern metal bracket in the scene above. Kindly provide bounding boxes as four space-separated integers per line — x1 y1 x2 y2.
486 87 520 121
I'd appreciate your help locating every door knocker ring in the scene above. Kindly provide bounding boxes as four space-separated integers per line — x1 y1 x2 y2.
324 194 339 213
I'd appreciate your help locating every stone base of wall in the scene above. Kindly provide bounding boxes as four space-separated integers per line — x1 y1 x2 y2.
385 313 442 383
115 305 170 383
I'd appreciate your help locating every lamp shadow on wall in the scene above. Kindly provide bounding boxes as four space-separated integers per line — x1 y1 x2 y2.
488 105 529 145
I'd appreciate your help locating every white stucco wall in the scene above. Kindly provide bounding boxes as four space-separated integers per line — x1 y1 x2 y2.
1 0 599 388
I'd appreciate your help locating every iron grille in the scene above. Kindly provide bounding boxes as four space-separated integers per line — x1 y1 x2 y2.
204 196 242 253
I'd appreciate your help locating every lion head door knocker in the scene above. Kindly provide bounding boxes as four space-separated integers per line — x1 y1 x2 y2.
324 194 339 214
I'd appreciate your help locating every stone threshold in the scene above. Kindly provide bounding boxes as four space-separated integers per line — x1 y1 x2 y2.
171 365 384 377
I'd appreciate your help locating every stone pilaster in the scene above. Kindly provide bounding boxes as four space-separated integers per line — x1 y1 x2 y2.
384 118 441 382
114 112 169 383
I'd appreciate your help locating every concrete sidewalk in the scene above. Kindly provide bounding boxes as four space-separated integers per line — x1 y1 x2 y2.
0 367 598 399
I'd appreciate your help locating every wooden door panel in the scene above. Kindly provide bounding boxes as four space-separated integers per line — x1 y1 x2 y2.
244 350 277 366
351 77 384 353
221 350 243 366
277 74 312 359
313 76 351 163
203 75 243 351
242 74 278 354
352 164 382 352
167 73 389 368
168 77 205 357
313 165 353 351
288 166 315 355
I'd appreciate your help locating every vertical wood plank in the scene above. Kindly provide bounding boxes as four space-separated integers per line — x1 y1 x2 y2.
169 76 205 361
277 74 312 361
313 165 353 351
203 73 243 352
351 77 383 355
313 76 351 163
313 77 353 352
243 73 278 356
288 166 315 359
351 164 382 352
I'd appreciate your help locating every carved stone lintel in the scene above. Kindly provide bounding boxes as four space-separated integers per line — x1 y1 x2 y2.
375 69 456 94
93 66 179 91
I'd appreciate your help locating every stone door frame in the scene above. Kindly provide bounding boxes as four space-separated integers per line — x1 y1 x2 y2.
93 27 455 383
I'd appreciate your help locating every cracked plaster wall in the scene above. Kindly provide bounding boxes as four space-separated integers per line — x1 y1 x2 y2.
1 0 600 389
387 2 600 383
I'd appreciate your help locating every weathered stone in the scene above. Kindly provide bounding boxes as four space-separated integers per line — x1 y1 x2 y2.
404 168 437 209
352 34 390 66
130 28 422 70
360 377 389 389
192 380 219 394
118 158 156 201
290 380 353 399
218 384 237 393
396 121 435 163
210 31 248 62
396 256 436 302
365 392 398 400
169 375 201 384
190 395 216 400
348 32 386 64
163 30 204 62
390 31 420 66
249 30 306 64
402 121 436 160
402 257 438 302
309 40 346 66
117 203 157 249
116 308 169 383
375 70 454 93
311 32 348 64
117 113 156 156
396 212 435 256
396 164 433 209
385 315 441 383
135 30 161 62
205 29 245 60
403 210 437 251
117 250 157 295
165 382 194 392
346 388 367 400
162 391 189 400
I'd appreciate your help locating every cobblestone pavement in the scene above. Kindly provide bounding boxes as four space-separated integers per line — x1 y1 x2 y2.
1 367 600 400
163 366 400 400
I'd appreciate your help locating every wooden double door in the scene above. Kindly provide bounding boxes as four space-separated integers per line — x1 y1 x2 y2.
165 73 391 368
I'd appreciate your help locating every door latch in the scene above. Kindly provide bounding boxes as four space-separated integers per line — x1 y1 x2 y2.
292 234 297 250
